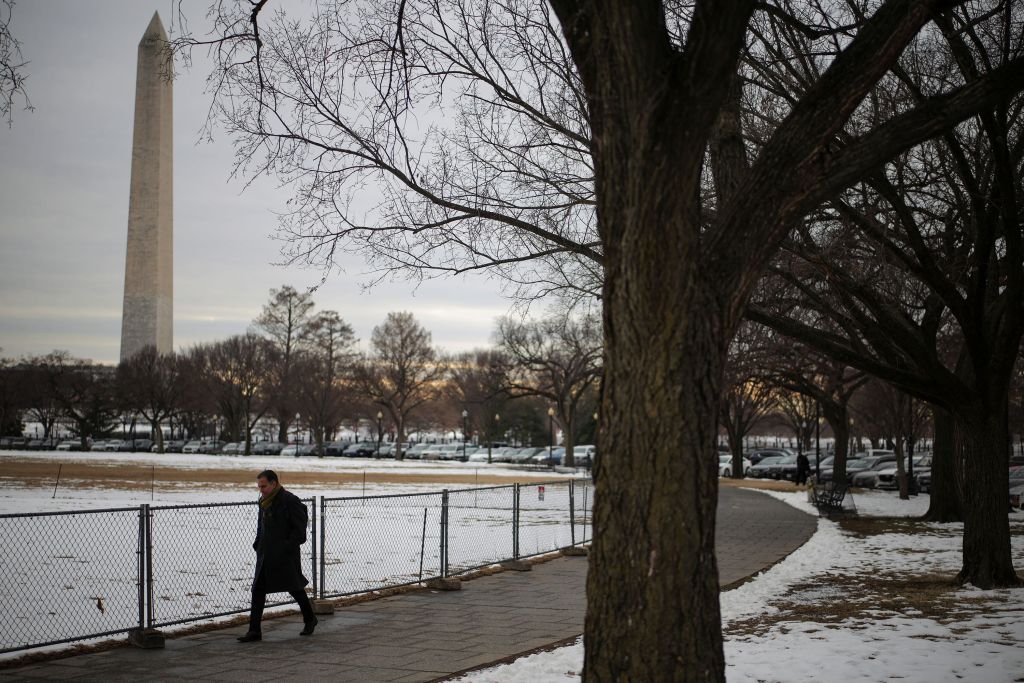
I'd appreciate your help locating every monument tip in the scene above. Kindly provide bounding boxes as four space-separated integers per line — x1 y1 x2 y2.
142 11 168 42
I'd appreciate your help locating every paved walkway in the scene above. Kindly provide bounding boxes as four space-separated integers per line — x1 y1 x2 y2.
1 487 815 682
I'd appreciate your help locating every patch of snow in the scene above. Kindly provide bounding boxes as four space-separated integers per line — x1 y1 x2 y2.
455 488 1024 682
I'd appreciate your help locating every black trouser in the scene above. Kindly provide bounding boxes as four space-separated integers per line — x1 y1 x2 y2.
248 578 315 633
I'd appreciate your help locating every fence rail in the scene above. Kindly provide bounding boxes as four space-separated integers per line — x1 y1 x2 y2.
0 480 592 655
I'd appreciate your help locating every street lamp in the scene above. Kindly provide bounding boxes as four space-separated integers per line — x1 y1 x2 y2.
848 417 855 456
814 402 821 480
489 413 500 464
293 412 301 458
461 409 469 462
547 407 556 461
376 411 384 459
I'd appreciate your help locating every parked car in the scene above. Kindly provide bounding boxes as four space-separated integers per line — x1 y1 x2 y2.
569 444 596 467
916 470 932 493
747 455 784 479
252 441 285 455
150 439 185 453
532 447 565 466
222 442 243 455
436 443 471 461
718 454 752 478
849 455 900 488
343 441 378 458
56 439 85 451
746 448 794 466
182 440 204 454
1009 466 1024 509
404 443 432 460
468 447 506 463
875 456 932 490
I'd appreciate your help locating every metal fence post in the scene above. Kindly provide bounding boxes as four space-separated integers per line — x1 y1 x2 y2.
137 504 145 631
309 496 318 600
142 504 154 629
319 497 327 600
569 481 576 546
441 490 449 578
513 483 520 560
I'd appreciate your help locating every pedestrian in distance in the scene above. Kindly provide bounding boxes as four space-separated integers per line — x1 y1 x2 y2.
795 452 811 486
238 469 318 642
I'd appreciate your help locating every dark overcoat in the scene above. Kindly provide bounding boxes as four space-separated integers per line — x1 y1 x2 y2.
252 487 309 593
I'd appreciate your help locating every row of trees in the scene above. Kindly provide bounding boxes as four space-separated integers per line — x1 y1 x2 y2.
0 287 605 464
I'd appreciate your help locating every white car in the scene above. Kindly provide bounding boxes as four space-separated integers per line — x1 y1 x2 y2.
182 440 204 454
718 454 751 477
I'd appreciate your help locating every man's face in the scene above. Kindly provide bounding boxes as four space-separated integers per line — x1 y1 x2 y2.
257 476 278 497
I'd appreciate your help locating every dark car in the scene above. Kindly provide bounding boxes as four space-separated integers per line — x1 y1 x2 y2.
252 441 285 455
747 448 794 466
343 442 377 457
767 455 802 481
818 457 868 484
747 456 784 479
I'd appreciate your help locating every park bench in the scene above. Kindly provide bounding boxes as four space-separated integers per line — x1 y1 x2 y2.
811 482 856 516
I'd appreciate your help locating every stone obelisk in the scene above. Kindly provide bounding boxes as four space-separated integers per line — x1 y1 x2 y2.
120 12 173 362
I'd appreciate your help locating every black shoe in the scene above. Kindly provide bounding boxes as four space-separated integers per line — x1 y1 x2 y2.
300 617 318 636
237 631 262 643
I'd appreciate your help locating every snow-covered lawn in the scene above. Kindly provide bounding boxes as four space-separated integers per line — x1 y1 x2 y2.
456 489 1024 683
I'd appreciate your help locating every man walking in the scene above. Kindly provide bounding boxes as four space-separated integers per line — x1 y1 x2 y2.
795 452 811 486
238 469 318 642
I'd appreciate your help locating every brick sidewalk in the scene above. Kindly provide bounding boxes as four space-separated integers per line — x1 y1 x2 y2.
1 487 815 682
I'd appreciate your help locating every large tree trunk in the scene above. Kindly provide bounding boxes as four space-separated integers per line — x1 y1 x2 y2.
953 410 1019 587
923 407 962 522
823 407 850 487
587 291 725 680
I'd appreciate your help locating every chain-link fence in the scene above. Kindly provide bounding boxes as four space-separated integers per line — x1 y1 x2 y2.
0 507 142 654
3 480 592 654
146 499 316 628
319 492 445 597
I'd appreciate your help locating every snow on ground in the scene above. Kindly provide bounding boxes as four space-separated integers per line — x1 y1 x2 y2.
0 448 578 479
455 489 1024 683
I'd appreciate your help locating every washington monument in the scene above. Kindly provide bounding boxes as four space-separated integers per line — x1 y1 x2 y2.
119 12 173 362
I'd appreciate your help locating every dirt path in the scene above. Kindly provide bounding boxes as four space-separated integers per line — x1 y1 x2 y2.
0 457 574 492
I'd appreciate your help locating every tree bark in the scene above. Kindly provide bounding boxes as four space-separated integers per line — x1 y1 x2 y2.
923 406 962 522
587 295 725 680
822 405 850 487
953 410 1020 587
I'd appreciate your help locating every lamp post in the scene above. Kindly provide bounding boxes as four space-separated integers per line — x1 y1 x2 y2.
461 409 469 462
489 413 501 464
547 407 556 461
814 402 821 480
798 420 806 458
376 411 384 459
293 412 301 458
848 417 855 456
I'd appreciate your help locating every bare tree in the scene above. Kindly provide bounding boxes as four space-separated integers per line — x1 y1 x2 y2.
447 349 512 462
298 310 357 456
49 356 118 448
117 346 186 452
20 353 65 439
0 0 31 126
720 323 775 477
357 312 446 459
0 350 23 436
203 334 278 453
254 285 315 442
497 314 602 466
748 5 1024 586
173 0 1024 674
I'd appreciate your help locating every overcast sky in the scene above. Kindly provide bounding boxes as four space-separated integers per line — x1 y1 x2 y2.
0 1 515 364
